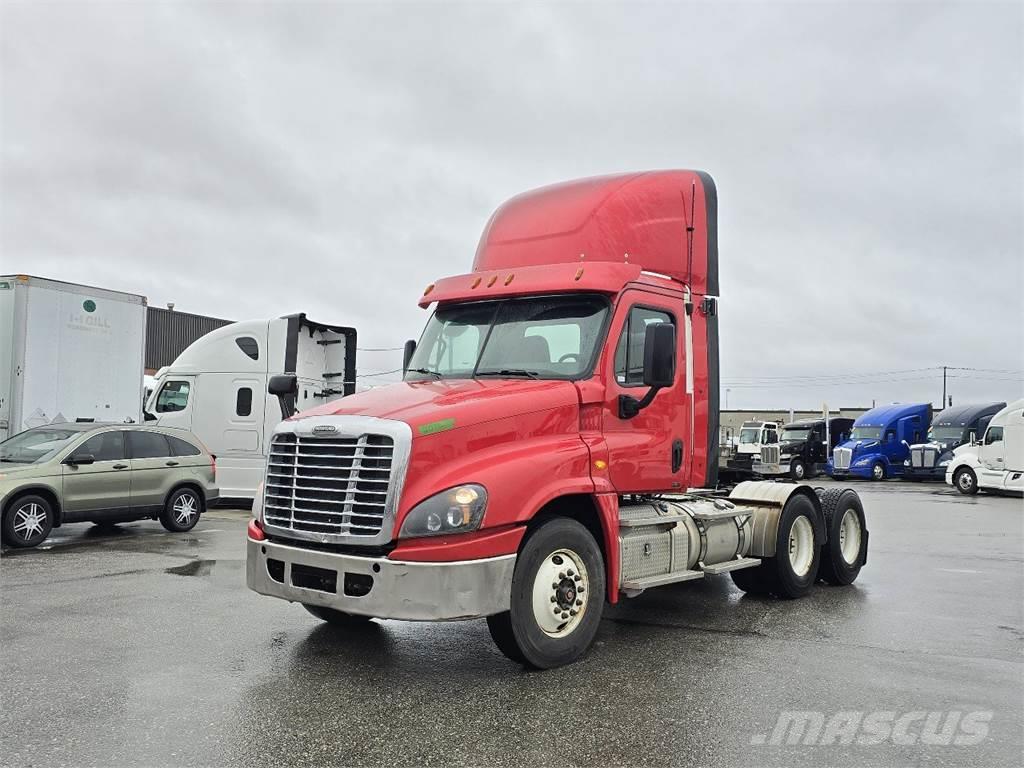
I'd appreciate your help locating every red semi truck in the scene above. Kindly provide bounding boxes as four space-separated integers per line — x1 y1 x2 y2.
246 171 869 668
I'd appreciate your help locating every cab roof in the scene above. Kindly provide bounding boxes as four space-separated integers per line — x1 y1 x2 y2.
932 402 1006 427
853 403 931 427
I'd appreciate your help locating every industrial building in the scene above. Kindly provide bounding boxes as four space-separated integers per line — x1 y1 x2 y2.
145 305 232 374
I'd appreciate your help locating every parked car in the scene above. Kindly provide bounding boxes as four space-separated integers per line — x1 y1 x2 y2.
0 423 218 548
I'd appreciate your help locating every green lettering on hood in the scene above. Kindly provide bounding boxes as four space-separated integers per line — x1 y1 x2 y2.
418 418 455 435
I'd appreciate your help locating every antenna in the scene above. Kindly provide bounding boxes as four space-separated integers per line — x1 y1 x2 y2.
681 182 696 291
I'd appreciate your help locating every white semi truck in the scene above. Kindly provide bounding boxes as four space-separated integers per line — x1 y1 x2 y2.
946 399 1024 495
147 314 356 500
0 275 147 441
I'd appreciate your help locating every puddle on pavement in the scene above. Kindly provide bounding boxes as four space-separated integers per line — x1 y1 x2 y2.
166 559 217 577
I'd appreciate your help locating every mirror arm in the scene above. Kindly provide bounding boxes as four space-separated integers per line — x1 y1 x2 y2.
618 385 664 419
277 393 297 420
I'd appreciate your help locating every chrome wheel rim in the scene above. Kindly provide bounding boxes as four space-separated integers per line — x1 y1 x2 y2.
838 509 862 565
13 503 47 541
173 493 198 525
872 463 885 480
531 548 588 638
788 516 814 577
957 471 973 492
793 461 804 479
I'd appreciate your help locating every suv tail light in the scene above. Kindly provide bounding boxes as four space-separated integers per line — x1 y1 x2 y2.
210 454 217 480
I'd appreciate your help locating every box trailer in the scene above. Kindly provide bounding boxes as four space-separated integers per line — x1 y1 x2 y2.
0 275 147 441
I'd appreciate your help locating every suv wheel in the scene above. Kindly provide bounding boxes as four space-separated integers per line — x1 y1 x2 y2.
160 488 202 532
3 494 54 548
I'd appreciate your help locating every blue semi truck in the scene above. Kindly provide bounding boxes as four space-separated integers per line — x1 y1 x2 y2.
827 403 933 480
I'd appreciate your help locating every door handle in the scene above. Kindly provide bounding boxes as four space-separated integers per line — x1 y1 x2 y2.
671 439 684 473
165 460 179 467
113 463 129 470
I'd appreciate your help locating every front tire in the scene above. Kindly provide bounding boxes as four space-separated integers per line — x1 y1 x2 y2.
816 488 866 585
487 518 605 669
790 459 807 481
160 487 202 532
2 494 54 548
871 462 886 481
954 467 979 495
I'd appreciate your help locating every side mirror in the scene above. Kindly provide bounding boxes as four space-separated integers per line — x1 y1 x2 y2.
65 453 95 466
402 339 417 374
619 323 676 418
642 323 676 388
969 430 977 445
268 374 299 419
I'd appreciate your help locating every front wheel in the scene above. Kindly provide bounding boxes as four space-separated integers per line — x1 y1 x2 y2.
2 494 54 548
954 467 979 495
160 487 202 532
871 462 886 481
790 459 807 481
487 518 606 669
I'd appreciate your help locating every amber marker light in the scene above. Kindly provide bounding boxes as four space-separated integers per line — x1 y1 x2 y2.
504 273 515 285
487 275 498 287
594 460 608 470
423 283 435 296
471 277 482 289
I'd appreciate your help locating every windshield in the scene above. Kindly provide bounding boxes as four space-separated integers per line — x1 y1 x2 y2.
850 426 883 441
739 428 761 444
406 295 609 381
0 428 80 464
781 428 811 442
928 425 965 442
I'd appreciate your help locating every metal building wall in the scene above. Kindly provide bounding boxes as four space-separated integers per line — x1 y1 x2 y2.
145 307 233 373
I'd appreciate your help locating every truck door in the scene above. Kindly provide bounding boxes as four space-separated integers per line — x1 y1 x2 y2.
979 425 1005 471
601 293 688 492
152 377 195 431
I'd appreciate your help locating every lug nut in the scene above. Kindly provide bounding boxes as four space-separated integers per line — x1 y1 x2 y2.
576 599 583 606
558 571 566 579
552 582 558 589
554 607 561 614
569 609 578 616
561 612 569 619
566 569 575 577
573 574 581 582
550 596 557 603
577 586 585 593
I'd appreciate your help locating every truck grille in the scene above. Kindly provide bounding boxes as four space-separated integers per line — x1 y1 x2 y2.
833 447 852 470
264 433 395 538
760 445 780 466
911 446 938 468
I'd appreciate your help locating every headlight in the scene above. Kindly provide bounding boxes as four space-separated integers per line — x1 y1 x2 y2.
904 460 910 466
779 454 791 461
399 484 487 538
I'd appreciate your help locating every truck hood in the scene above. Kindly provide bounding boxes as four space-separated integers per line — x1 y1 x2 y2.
837 439 880 455
297 379 581 436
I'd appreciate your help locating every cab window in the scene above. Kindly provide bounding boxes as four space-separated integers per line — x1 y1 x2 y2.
984 426 1004 445
614 306 674 386
128 431 172 459
155 381 190 413
76 431 126 462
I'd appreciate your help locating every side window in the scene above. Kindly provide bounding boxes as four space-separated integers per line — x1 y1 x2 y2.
128 431 172 459
236 387 253 417
885 429 897 442
984 426 1004 446
167 435 202 457
765 427 778 444
76 431 126 462
235 337 259 361
155 380 190 413
614 306 673 386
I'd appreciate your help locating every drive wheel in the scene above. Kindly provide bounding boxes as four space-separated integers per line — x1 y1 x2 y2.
2 494 54 548
816 488 867 585
871 462 886 481
789 458 807 481
486 518 605 669
160 487 202 532
954 467 978 495
303 604 373 626
763 494 821 599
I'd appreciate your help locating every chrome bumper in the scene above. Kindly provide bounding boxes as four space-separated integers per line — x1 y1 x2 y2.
246 537 516 621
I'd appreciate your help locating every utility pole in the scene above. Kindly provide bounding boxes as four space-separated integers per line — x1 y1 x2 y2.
941 365 947 410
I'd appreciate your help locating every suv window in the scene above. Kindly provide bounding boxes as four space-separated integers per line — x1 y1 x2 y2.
167 435 202 457
614 306 673 386
155 381 190 413
128 431 172 459
984 426 1004 445
76 431 126 462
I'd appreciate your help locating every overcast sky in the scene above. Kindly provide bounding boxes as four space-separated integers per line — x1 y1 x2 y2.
2 1 1021 409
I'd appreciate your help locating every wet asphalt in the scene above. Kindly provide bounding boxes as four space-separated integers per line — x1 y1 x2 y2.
1 481 1022 767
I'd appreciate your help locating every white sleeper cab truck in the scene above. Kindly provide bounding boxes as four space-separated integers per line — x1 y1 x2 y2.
0 275 146 441
946 399 1024 495
147 313 355 500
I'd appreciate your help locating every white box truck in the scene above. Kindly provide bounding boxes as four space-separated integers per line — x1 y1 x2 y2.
0 275 147 441
146 314 356 500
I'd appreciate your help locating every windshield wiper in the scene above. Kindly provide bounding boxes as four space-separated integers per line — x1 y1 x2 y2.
408 367 443 379
476 369 540 379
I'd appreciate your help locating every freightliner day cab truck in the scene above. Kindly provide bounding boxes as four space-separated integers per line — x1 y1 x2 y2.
246 171 870 668
901 402 1005 481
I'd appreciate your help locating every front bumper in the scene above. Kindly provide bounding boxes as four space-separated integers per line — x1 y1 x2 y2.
903 465 947 480
246 537 516 621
